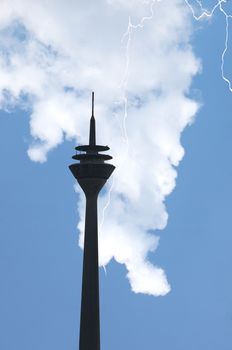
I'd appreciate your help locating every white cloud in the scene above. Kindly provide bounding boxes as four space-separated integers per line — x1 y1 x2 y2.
0 0 200 296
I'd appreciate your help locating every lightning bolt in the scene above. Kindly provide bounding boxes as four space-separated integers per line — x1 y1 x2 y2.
99 0 158 274
185 0 224 19
219 2 232 92
185 0 232 91
99 0 232 273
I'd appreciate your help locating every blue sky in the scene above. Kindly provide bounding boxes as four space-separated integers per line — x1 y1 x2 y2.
0 1 232 349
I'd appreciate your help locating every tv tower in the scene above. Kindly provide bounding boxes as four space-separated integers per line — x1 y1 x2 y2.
69 92 115 350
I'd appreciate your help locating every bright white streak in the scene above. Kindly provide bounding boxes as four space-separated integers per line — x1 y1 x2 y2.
185 0 232 92
100 0 232 291
100 0 157 238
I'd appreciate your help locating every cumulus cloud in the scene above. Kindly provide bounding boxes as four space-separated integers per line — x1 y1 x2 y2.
0 0 200 296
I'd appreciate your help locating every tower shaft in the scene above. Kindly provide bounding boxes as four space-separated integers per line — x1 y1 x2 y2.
79 179 105 350
79 194 100 350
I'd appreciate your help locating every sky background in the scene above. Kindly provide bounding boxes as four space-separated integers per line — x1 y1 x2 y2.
0 1 232 349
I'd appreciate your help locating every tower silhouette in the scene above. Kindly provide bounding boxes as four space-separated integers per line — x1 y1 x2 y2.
69 92 115 350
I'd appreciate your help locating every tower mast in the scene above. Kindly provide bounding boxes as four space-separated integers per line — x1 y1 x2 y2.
69 92 115 350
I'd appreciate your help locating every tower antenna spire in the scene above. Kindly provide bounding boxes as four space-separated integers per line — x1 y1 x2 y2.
89 91 96 145
92 91 94 117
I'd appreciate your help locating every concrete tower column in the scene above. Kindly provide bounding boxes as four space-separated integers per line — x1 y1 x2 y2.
69 92 115 350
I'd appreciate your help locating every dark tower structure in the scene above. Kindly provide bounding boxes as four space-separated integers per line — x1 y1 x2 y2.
69 92 115 350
